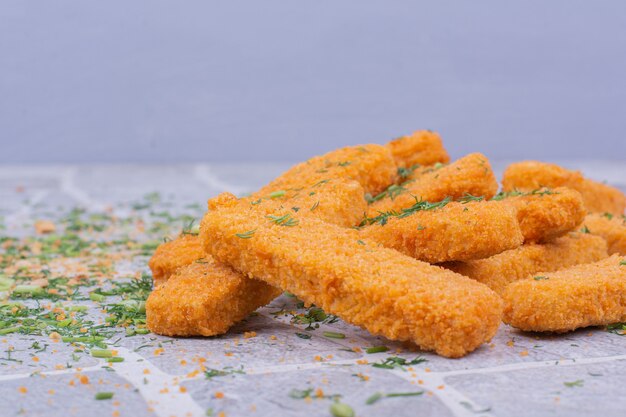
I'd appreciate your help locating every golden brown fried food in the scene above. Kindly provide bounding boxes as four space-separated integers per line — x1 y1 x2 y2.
367 153 498 216
146 179 368 337
583 213 626 255
502 255 626 332
201 194 503 358
146 261 280 336
360 200 523 263
257 144 397 196
148 234 205 288
502 161 626 215
498 187 586 243
385 130 450 168
447 232 608 295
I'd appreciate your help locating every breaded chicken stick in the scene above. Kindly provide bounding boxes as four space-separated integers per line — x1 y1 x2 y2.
146 179 368 336
146 261 281 337
446 233 608 295
503 255 626 332
200 194 503 358
497 187 586 243
502 161 626 215
367 153 498 216
360 200 523 263
257 144 397 196
149 234 205 288
385 130 450 168
583 213 626 255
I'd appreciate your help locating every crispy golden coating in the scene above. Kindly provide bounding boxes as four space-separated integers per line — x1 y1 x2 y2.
583 213 626 255
367 153 498 216
499 187 586 243
360 200 523 263
257 144 397 196
447 233 608 295
385 130 450 168
502 161 626 215
201 195 503 358
147 179 368 337
146 261 280 336
252 178 367 228
148 234 205 288
502 255 626 332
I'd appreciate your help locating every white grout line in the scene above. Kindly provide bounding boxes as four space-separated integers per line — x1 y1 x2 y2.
193 164 249 196
59 167 106 211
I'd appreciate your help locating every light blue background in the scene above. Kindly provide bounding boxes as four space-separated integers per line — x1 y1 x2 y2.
1 1 625 163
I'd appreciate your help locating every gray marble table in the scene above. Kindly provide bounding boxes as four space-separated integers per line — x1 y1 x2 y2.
0 162 625 417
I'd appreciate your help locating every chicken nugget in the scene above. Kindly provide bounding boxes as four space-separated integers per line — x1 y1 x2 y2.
496 187 586 243
367 153 498 216
447 232 608 295
146 261 280 336
148 234 205 288
502 161 626 215
201 195 503 358
502 255 626 332
385 130 450 168
583 212 626 255
257 144 396 196
360 199 523 263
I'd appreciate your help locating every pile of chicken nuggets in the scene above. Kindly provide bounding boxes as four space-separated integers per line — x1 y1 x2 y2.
145 131 626 358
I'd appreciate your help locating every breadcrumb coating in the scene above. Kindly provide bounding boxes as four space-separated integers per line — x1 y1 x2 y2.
200 195 503 358
499 187 586 243
148 234 205 288
368 153 498 216
385 130 450 168
447 233 608 295
502 255 626 332
502 161 626 215
360 200 523 263
257 144 397 196
146 261 280 336
583 213 626 255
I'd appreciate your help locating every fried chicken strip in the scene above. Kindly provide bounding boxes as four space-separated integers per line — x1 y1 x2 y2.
146 261 281 336
148 234 205 288
446 233 608 295
502 255 626 332
583 213 626 255
497 187 586 243
200 194 503 358
367 153 498 216
146 179 368 336
257 144 397 196
385 130 450 168
360 200 523 263
502 161 626 215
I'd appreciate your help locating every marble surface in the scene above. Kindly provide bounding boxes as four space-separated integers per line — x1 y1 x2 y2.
0 162 625 417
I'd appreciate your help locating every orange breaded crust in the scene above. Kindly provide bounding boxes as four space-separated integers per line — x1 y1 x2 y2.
385 130 450 168
360 200 523 263
200 195 503 358
499 188 586 243
257 144 397 196
249 178 367 228
146 261 280 336
148 234 205 287
583 213 626 255
502 255 626 332
502 161 626 215
367 153 498 216
447 233 608 295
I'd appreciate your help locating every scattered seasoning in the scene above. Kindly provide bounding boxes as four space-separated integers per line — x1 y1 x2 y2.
95 392 114 400
362 198 451 226
330 402 354 417
372 356 427 370
266 213 299 227
365 346 388 354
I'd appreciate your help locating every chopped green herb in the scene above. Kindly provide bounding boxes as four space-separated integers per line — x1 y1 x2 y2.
564 380 584 388
323 331 345 339
534 276 549 281
365 346 388 354
95 392 114 400
366 391 423 405
235 229 256 239
372 356 427 370
268 190 286 199
266 213 299 227
330 402 354 417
